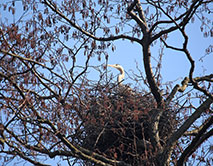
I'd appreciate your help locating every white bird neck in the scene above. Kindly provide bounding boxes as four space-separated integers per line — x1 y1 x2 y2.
118 73 124 83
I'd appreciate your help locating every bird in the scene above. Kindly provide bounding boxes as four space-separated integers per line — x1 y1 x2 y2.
107 64 125 84
107 64 135 96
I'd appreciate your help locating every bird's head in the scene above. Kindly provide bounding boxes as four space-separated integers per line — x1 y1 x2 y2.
107 64 124 73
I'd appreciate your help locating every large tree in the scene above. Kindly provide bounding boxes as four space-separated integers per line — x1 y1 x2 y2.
0 0 212 165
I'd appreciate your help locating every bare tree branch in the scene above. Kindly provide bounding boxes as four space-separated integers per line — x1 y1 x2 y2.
166 77 189 105
166 97 212 150
177 116 213 165
151 0 203 42
127 0 148 34
184 116 213 136
43 0 141 43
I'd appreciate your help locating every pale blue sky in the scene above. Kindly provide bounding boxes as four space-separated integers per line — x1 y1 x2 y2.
0 1 212 165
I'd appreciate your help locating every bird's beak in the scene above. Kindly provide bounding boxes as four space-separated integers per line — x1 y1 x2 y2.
107 64 114 67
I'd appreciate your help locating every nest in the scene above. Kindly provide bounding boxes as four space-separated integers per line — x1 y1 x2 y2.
78 84 177 165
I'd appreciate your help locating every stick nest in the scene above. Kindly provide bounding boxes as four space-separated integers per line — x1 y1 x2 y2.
78 84 177 165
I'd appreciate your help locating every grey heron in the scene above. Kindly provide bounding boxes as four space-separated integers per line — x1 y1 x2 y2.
107 64 125 84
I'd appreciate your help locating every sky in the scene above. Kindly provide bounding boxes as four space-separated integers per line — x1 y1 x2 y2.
0 0 212 165
106 20 212 84
0 0 212 86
